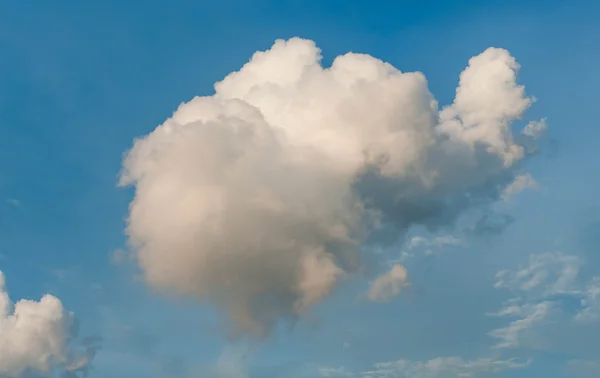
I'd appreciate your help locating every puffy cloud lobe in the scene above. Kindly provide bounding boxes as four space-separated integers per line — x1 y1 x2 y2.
120 37 544 336
0 271 94 377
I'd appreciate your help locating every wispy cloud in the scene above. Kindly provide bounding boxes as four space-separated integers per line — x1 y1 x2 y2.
393 234 464 263
320 356 530 378
488 301 555 349
490 252 600 349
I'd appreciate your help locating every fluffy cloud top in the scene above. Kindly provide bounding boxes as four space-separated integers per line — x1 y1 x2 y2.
120 37 544 337
0 271 95 378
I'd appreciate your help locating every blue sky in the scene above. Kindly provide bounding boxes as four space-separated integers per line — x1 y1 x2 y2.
0 1 599 377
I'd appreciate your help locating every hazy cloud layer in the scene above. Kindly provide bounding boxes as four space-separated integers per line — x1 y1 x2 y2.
320 356 529 378
120 37 544 336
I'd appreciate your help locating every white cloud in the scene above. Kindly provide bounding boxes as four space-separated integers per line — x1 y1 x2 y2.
368 264 409 302
0 270 95 377
407 235 463 250
399 234 464 259
120 37 544 336
522 118 548 139
501 173 538 201
321 356 529 378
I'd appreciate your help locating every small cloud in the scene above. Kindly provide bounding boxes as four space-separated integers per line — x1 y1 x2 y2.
501 173 538 201
408 235 463 250
408 236 429 249
395 234 463 263
522 118 548 139
368 265 409 303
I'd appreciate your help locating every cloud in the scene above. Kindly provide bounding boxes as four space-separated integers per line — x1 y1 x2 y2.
407 235 463 250
494 253 582 298
320 356 529 378
367 264 409 302
501 173 538 201
522 119 548 140
120 37 544 337
489 252 600 351
574 277 600 324
389 234 464 264
0 270 96 377
488 301 556 349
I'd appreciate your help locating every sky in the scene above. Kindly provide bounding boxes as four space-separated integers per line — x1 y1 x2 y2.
0 1 599 377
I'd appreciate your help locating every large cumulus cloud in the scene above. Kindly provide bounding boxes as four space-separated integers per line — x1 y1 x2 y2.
120 38 544 337
0 271 96 377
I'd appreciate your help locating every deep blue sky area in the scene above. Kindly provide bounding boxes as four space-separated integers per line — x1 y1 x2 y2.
0 1 599 378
